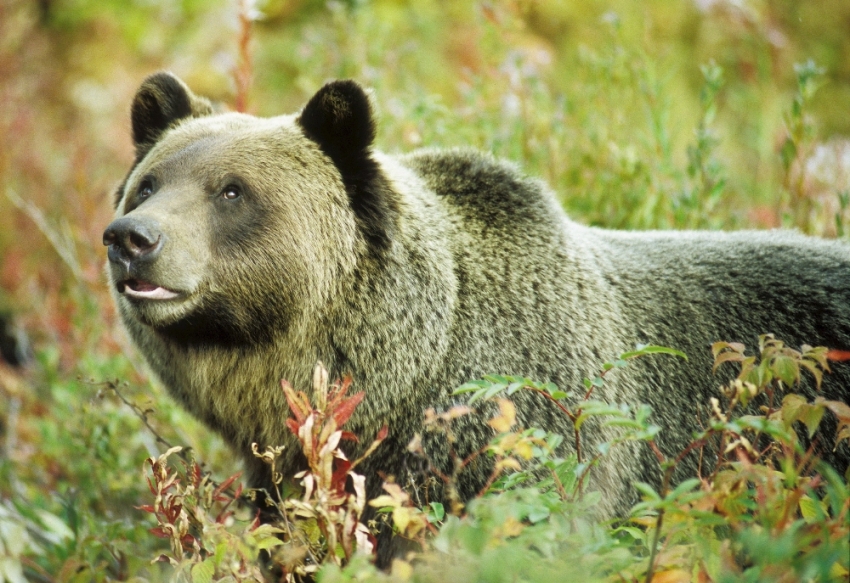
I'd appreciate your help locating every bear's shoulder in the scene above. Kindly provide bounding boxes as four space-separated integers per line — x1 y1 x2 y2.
397 148 561 227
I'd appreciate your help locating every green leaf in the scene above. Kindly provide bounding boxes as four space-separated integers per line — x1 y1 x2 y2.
428 502 445 522
214 542 228 565
35 509 74 542
635 404 654 424
633 481 661 501
574 402 627 432
453 380 487 395
798 495 822 523
746 359 772 387
542 382 559 393
465 380 509 404
252 524 285 550
620 345 687 360
635 425 661 440
802 345 829 372
604 418 644 429
482 383 507 400
799 403 825 438
667 478 701 501
781 393 810 433
780 394 825 438
737 416 793 442
614 526 645 543
799 360 824 391
191 559 215 583
484 374 509 384
545 433 564 449
772 354 799 387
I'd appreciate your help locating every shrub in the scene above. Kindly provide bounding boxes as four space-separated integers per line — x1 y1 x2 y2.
131 336 848 582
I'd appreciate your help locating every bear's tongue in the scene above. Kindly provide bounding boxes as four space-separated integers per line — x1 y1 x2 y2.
123 279 180 300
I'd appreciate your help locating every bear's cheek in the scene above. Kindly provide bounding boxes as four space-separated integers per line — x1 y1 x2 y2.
152 228 211 291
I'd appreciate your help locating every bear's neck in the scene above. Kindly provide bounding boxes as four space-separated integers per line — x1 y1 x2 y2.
132 317 329 463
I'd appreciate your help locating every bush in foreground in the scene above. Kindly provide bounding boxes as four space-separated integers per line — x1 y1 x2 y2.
135 335 849 582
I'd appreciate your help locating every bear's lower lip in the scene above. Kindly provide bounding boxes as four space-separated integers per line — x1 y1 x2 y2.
119 279 181 300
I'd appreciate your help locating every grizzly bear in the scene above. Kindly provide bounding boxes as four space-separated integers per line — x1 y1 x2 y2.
105 72 850 558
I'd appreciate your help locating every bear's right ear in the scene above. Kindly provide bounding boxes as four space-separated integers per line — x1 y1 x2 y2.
297 81 399 251
131 72 213 159
296 80 376 172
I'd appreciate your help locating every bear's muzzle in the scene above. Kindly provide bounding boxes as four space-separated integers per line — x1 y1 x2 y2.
104 216 181 301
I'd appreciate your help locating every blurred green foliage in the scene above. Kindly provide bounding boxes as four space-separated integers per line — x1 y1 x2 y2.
1 0 849 580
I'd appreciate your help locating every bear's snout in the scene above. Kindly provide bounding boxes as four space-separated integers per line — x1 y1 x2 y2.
103 216 164 266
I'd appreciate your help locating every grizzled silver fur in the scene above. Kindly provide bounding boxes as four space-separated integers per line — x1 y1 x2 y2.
106 74 850 548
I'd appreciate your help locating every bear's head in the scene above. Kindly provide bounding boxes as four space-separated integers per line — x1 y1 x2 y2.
104 73 397 346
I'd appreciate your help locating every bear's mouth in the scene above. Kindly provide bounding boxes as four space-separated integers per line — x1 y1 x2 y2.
118 279 181 301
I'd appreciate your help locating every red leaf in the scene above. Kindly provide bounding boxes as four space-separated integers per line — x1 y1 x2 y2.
213 471 243 500
149 527 171 539
331 458 352 493
164 503 183 522
180 534 196 548
282 380 309 424
249 510 262 531
340 431 360 443
332 392 365 427
376 425 389 441
135 505 156 514
334 376 354 401
286 418 301 435
827 349 850 362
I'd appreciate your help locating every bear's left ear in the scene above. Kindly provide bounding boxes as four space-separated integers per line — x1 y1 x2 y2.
131 72 213 160
297 80 376 173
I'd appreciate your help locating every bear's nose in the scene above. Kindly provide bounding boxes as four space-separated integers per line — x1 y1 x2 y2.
103 217 163 262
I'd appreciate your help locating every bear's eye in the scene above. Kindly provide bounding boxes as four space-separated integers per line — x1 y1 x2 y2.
221 185 242 201
137 179 154 200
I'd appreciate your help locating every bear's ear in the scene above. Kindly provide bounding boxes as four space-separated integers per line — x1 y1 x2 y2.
297 80 376 170
131 72 213 159
298 81 397 252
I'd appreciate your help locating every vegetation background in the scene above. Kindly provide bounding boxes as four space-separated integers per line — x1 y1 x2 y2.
0 0 849 580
